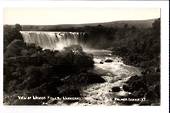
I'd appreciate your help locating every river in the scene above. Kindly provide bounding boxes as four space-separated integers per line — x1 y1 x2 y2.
56 49 142 106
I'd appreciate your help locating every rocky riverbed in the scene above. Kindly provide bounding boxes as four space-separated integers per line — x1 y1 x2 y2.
57 50 141 105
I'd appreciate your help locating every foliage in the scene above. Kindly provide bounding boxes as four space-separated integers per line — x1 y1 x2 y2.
4 24 23 50
4 42 99 105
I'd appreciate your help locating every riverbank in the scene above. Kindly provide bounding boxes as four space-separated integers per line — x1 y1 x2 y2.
110 19 160 105
4 40 107 105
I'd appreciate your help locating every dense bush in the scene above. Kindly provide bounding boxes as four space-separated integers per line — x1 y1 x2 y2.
111 19 160 105
4 24 23 51
111 19 160 67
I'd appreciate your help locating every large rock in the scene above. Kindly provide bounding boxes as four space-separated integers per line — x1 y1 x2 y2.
112 86 121 92
105 59 113 63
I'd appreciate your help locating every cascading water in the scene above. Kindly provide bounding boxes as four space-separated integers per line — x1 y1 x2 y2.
20 31 141 105
20 31 82 50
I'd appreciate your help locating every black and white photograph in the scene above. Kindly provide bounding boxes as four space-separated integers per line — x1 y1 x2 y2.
3 7 162 106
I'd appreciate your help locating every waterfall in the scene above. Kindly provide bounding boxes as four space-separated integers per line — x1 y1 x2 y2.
20 31 82 50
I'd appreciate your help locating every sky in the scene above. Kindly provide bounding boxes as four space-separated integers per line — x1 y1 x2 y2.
4 8 160 25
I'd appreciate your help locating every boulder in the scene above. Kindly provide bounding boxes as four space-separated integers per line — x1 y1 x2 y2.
100 61 104 64
105 59 113 63
112 86 121 92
